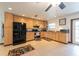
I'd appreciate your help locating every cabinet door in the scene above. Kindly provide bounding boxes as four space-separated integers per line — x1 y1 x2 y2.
39 21 47 29
4 28 13 45
41 32 46 38
46 32 55 40
47 32 51 39
55 32 59 41
51 32 56 40
59 32 66 43
28 20 33 28
33 20 39 26
43 21 47 28
5 12 13 28
4 12 13 45
27 32 34 41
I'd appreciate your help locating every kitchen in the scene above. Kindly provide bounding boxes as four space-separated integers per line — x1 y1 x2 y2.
1 2 79 56
4 12 69 46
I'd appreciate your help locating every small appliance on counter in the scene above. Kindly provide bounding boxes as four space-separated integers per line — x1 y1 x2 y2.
60 29 69 33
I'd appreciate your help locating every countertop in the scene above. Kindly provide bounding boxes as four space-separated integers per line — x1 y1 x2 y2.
26 31 69 33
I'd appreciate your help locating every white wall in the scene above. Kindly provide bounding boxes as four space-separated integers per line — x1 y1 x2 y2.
48 12 79 42
0 9 4 43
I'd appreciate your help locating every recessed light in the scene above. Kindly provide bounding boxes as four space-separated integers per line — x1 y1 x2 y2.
8 8 12 10
54 16 56 17
39 18 41 19
22 15 25 16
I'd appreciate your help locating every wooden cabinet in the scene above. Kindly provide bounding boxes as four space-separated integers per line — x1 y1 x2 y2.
39 21 47 29
14 15 47 29
58 32 67 43
4 12 13 45
26 32 34 41
41 31 68 43
39 21 45 28
33 20 47 29
26 19 33 29
51 32 56 40
54 32 68 43
55 32 59 41
46 32 56 40
43 21 47 29
4 12 47 45
33 20 40 27
41 32 47 38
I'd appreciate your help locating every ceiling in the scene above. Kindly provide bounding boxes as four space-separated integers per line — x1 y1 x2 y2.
0 2 79 20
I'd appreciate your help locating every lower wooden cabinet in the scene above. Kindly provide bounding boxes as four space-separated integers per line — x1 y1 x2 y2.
4 28 13 45
55 32 59 41
48 32 56 40
59 32 68 43
41 32 47 38
41 31 68 43
26 32 34 41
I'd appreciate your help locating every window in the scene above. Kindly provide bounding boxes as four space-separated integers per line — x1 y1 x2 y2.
48 23 56 30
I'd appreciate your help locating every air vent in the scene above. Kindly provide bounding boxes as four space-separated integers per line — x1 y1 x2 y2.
59 2 66 9
45 4 52 12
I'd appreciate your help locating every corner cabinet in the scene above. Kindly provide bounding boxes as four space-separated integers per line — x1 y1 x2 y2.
41 31 68 44
4 12 13 45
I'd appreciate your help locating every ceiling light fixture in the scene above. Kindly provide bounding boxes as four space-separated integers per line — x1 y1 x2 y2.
8 8 12 10
54 16 56 17
22 15 25 16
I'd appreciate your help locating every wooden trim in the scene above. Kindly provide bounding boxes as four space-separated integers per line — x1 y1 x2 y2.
14 15 47 22
52 39 67 44
4 44 12 46
27 39 34 42
0 43 4 45
42 37 67 44
5 12 47 22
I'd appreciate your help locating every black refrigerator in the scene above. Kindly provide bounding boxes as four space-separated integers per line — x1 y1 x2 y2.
13 22 26 45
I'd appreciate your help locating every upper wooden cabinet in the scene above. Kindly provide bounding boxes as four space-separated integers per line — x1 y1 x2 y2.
26 19 33 29
14 15 47 29
39 21 47 29
5 12 13 28
4 12 13 45
33 20 39 26
33 20 47 29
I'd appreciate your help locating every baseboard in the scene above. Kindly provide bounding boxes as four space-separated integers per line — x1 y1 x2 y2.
27 39 34 42
0 43 4 45
4 44 12 46
42 37 68 44
53 40 68 44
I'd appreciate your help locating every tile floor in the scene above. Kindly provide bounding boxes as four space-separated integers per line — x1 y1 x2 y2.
0 39 79 56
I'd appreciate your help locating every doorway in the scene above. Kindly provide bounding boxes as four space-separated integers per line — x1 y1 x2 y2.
71 18 79 44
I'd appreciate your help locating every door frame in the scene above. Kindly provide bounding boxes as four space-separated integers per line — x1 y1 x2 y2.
71 18 79 43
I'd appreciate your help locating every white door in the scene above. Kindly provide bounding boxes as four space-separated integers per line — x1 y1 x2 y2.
73 20 79 44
